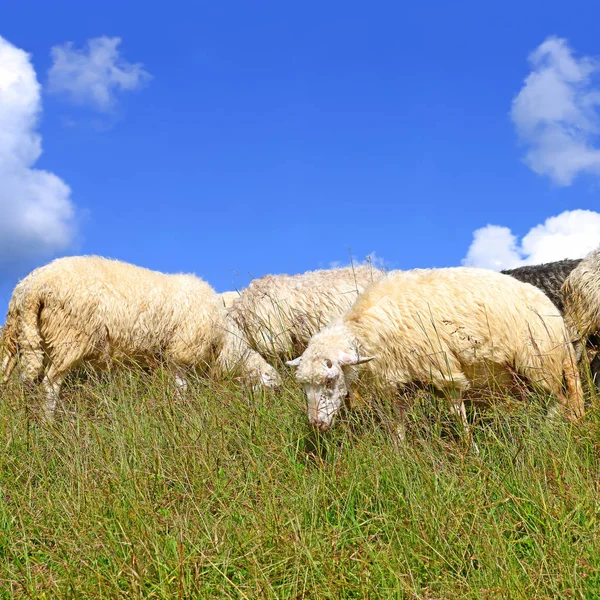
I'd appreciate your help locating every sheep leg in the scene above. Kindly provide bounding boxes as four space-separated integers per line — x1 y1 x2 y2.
173 367 189 396
41 366 63 420
544 353 585 423
174 375 188 391
392 402 407 446
393 392 412 446
572 338 585 364
375 383 409 447
395 421 407 445
449 390 479 454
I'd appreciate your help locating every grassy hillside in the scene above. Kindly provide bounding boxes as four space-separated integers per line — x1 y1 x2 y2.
0 370 599 598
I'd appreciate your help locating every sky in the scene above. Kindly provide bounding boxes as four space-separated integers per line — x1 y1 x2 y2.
2 0 600 317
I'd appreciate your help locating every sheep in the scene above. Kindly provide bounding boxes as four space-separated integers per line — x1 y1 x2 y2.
0 256 280 416
501 259 582 312
287 267 584 435
561 247 600 373
229 265 385 363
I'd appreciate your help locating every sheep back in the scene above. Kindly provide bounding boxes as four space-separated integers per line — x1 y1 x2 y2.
230 265 384 361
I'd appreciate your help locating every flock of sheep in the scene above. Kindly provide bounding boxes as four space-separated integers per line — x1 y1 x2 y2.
1 249 599 440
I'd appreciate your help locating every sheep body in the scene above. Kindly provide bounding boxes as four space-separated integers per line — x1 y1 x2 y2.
290 267 583 430
1 256 279 412
230 265 384 362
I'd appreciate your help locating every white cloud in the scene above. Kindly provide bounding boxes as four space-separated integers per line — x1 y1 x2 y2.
0 36 75 277
47 36 151 112
511 36 600 186
329 251 387 270
463 209 600 270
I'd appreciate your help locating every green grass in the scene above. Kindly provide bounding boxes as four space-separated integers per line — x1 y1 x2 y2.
0 370 599 599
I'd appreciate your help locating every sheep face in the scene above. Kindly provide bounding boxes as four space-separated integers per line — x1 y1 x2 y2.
241 352 282 389
257 363 282 388
287 349 374 430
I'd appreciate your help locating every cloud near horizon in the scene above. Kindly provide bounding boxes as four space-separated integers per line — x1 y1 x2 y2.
463 209 600 270
48 36 151 112
511 36 600 185
0 35 76 279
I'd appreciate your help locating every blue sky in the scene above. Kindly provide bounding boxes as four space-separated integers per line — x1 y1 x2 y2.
2 0 600 317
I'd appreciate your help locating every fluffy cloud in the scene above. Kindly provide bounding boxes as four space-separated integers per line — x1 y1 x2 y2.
0 36 75 277
463 209 600 270
47 36 151 112
511 36 600 186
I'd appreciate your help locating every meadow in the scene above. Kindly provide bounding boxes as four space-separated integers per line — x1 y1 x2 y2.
0 368 599 599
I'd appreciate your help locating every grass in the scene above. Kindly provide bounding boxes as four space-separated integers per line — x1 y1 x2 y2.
0 369 599 599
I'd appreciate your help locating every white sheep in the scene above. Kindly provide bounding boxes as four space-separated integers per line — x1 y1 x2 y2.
287 267 584 434
0 256 280 416
230 265 385 363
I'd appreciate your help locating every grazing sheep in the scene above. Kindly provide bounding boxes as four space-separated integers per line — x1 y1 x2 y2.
287 267 583 433
230 265 385 363
501 259 582 312
0 256 280 416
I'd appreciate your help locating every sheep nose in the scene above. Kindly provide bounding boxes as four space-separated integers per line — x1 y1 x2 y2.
310 419 330 432
268 378 282 390
263 373 282 389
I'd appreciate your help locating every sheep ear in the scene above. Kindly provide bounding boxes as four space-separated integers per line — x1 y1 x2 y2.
286 357 302 367
338 352 376 366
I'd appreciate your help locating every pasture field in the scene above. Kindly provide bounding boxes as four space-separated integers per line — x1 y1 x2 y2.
0 369 599 599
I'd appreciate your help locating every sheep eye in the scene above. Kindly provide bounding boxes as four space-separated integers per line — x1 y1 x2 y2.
325 359 333 368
